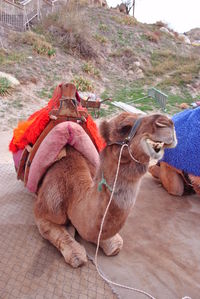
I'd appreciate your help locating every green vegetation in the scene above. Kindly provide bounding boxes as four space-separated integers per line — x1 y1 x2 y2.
16 31 56 57
149 50 200 87
0 49 25 65
99 23 108 32
111 15 136 26
94 34 107 44
40 4 97 59
82 62 100 77
37 87 55 99
71 76 94 92
100 85 199 117
0 77 12 96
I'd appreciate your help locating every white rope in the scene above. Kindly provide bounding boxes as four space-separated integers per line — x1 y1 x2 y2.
127 145 141 164
94 143 156 299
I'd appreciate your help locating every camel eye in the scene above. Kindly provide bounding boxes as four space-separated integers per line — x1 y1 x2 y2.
119 125 132 135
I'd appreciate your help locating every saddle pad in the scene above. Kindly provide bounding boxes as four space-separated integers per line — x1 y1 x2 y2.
26 121 100 193
161 107 200 176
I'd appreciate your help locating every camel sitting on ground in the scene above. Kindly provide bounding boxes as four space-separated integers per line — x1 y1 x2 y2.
34 112 176 268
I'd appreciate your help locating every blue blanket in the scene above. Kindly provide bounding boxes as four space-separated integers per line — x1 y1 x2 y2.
161 107 200 176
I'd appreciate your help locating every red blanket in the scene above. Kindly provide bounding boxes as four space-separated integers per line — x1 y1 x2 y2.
9 84 105 153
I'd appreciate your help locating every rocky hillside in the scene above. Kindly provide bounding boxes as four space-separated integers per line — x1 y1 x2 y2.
0 3 200 130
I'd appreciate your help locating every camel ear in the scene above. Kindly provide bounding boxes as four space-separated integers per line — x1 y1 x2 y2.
99 120 110 143
155 120 167 127
155 115 171 128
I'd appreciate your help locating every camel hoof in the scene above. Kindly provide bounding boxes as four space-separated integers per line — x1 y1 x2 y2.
100 234 123 256
69 253 88 268
62 244 88 268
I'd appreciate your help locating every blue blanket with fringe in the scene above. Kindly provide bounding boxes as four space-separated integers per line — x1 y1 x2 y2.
161 107 200 176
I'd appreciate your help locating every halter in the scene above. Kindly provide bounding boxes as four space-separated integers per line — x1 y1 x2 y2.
107 117 143 146
99 118 143 192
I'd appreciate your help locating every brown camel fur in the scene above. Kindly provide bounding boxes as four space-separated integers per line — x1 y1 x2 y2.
149 162 185 196
34 112 176 268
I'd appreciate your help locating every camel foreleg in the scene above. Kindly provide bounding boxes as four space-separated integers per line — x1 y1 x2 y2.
35 218 87 268
100 233 123 256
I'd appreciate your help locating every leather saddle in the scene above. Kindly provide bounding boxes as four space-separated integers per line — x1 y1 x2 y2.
17 83 93 187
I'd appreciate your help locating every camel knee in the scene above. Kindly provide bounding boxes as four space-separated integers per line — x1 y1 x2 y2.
160 163 184 196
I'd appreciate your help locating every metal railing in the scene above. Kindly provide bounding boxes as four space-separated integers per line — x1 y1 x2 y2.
0 0 59 31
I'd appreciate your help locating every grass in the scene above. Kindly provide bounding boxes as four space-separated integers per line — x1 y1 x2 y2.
0 49 26 65
147 50 200 88
100 84 199 117
41 3 97 59
0 77 12 96
37 87 55 99
15 31 56 57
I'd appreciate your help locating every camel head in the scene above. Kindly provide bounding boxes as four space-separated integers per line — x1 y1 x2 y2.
100 112 177 163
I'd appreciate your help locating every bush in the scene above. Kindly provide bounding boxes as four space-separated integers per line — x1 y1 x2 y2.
99 23 108 32
94 34 107 44
155 21 167 28
42 4 97 60
13 31 56 57
0 77 12 96
82 62 100 77
144 31 160 43
71 76 94 92
111 15 136 26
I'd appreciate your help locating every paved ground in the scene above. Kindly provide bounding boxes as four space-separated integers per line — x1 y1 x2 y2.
0 132 117 299
1 131 200 299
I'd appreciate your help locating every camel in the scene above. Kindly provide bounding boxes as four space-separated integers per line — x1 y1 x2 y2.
34 112 176 268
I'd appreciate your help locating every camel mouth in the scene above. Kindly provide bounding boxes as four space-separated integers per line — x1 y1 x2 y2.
144 137 177 159
145 139 164 158
142 138 169 159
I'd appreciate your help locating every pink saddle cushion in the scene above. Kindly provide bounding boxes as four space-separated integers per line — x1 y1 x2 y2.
26 121 100 193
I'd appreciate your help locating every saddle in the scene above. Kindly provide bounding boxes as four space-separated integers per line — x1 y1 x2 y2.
11 83 103 193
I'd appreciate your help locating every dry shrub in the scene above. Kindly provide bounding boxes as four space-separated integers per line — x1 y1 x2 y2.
121 47 135 57
122 15 136 26
144 31 160 43
42 3 97 60
82 62 100 77
94 34 107 44
155 21 167 28
12 31 55 57
111 15 136 26
71 76 94 92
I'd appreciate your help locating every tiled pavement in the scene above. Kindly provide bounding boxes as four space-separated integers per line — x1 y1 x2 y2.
0 162 117 299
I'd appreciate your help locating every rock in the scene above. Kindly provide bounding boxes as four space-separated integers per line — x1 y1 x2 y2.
134 61 140 67
160 27 170 34
0 72 20 87
128 70 134 76
135 68 144 79
178 34 191 44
